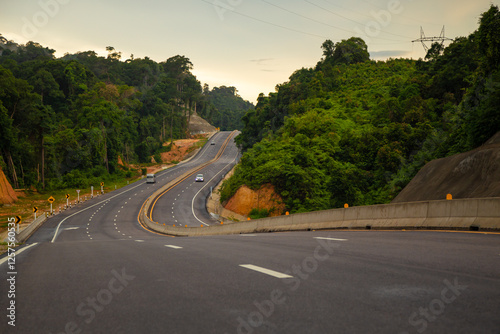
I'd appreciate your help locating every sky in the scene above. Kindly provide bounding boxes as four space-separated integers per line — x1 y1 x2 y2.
0 0 498 103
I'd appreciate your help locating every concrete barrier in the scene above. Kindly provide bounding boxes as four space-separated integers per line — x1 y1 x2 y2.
138 132 499 236
16 215 47 243
140 196 500 237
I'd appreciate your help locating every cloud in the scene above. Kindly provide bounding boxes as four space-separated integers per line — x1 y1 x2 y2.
249 58 275 66
370 50 412 59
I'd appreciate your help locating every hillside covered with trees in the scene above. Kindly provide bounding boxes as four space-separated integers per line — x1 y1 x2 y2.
221 5 500 214
0 38 247 191
199 85 254 131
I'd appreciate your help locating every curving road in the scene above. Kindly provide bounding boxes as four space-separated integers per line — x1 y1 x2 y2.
0 131 499 333
148 131 240 227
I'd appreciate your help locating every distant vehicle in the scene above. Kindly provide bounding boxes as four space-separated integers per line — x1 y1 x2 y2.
146 174 156 183
210 142 215 145
195 174 204 182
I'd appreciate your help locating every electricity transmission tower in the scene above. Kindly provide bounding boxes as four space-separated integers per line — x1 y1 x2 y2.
412 26 453 52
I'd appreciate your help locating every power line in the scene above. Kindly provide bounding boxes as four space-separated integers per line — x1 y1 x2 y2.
201 0 411 50
304 0 414 40
304 0 367 25
320 0 383 22
260 0 407 43
200 0 328 39
319 0 416 27
260 0 353 34
357 0 443 26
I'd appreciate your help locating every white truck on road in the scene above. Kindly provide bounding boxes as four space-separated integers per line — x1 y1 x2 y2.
146 174 156 183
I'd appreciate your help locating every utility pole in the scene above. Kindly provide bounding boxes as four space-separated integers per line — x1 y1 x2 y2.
412 26 453 53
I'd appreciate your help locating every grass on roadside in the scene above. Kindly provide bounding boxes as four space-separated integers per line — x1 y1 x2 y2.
0 136 212 238
0 175 142 231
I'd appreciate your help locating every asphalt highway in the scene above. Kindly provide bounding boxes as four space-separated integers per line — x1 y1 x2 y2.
0 132 499 333
149 131 240 227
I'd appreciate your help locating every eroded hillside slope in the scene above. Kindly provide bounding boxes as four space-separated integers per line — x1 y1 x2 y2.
393 132 500 202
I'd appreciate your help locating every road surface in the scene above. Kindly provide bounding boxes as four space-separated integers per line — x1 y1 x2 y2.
0 132 499 333
149 131 240 227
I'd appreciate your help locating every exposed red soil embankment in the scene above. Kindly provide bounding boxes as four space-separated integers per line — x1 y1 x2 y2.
0 167 17 204
224 184 286 217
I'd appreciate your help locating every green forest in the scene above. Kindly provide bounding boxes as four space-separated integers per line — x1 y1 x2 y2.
0 37 251 191
199 85 255 131
220 5 500 214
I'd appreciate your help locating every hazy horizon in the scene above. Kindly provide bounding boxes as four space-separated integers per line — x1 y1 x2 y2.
1 0 497 102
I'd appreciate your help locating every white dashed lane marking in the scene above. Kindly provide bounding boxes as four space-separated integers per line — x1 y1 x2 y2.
239 265 293 279
314 237 348 241
165 245 183 249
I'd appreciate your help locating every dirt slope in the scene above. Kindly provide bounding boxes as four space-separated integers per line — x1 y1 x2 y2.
224 184 286 217
189 111 216 135
0 166 17 204
160 139 200 163
392 132 500 203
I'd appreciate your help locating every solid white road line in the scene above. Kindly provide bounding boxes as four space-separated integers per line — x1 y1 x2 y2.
239 264 293 279
165 245 183 249
0 243 39 266
314 237 348 241
191 148 239 226
51 180 146 243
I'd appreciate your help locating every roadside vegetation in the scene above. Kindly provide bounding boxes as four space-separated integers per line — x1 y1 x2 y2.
221 5 500 214
0 175 140 228
0 39 249 193
199 85 255 131
0 137 205 245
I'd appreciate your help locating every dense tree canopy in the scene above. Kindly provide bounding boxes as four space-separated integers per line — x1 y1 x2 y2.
0 38 242 190
321 37 370 66
198 85 254 131
223 5 500 214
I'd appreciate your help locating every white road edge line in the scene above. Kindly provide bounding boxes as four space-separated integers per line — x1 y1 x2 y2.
52 132 220 241
165 245 183 249
191 148 239 226
314 237 348 241
51 181 146 243
0 243 38 266
239 264 293 279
